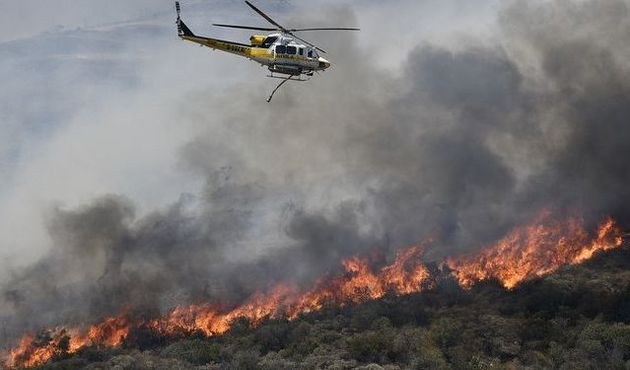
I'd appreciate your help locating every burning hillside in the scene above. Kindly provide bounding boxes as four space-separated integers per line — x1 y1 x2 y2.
4 212 623 368
3 0 630 369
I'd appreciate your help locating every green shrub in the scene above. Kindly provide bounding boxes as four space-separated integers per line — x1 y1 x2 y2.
430 318 463 349
160 339 222 365
229 349 260 370
258 351 296 370
348 331 391 363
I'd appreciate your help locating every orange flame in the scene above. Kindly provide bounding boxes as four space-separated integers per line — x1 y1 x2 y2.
4 212 624 368
287 244 431 318
7 335 60 369
446 212 624 289
5 316 131 369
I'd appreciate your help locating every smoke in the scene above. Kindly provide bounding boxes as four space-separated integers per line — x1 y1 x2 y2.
3 0 630 348
502 0 630 223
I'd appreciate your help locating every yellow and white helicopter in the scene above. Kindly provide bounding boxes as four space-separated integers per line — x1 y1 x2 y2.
175 1 359 101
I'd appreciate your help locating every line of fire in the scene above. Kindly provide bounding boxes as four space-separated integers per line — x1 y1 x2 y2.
2 210 626 368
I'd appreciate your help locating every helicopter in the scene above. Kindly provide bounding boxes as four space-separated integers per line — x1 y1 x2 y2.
175 1 359 101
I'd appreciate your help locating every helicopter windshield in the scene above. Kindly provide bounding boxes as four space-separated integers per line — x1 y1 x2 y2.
261 36 277 48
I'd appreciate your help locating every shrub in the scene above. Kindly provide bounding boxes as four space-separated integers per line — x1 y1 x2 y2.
430 318 463 349
160 339 222 365
348 331 392 363
228 349 260 370
254 320 290 352
258 351 296 370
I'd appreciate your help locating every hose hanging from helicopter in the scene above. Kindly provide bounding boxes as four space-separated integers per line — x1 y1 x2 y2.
267 75 294 102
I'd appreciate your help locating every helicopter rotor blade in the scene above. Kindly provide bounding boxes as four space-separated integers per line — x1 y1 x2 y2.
242 1 359 53
289 27 360 32
288 28 359 52
244 1 287 32
286 32 327 54
212 23 277 31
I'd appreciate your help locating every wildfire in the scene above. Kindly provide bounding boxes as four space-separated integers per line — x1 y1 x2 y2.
5 316 131 369
149 283 299 337
4 212 624 369
287 244 431 318
446 212 624 289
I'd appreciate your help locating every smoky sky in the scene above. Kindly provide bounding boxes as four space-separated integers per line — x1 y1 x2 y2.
2 0 630 348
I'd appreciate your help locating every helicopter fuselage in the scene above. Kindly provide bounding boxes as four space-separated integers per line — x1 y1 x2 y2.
179 32 330 76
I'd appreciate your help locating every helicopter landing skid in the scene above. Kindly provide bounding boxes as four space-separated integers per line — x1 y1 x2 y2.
266 75 309 82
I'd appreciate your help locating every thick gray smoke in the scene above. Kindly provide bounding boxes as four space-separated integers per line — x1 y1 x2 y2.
3 0 630 347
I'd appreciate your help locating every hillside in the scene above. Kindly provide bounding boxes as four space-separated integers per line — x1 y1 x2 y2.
23 246 630 370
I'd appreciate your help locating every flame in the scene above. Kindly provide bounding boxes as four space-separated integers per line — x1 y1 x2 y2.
5 316 131 369
68 316 131 351
4 212 624 368
7 335 60 369
446 212 624 289
149 283 299 337
287 244 431 318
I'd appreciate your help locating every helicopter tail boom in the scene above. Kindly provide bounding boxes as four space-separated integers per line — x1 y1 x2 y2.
176 1 253 59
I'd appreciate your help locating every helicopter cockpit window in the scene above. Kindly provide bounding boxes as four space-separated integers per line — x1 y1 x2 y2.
307 50 313 58
275 45 286 54
262 36 278 48
287 46 297 55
